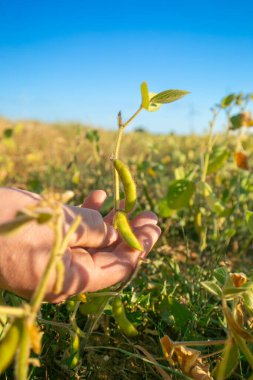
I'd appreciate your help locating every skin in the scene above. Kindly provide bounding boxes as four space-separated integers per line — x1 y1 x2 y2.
0 188 161 303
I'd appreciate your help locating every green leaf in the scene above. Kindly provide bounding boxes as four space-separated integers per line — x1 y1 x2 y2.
150 89 189 104
213 337 239 379
246 210 253 235
223 287 249 300
201 281 222 298
159 296 192 330
235 92 243 106
146 92 161 112
221 93 235 108
166 179 195 210
157 198 174 218
207 146 229 175
229 114 244 130
3 128 13 139
243 291 253 315
229 112 253 130
140 81 150 110
85 130 100 143
213 267 229 286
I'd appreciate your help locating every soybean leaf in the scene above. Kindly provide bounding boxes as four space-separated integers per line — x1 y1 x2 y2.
213 267 229 286
166 179 195 210
201 281 222 298
230 114 244 130
213 337 239 379
146 92 161 112
243 291 253 315
220 93 235 108
246 210 253 235
229 112 253 130
150 89 189 104
223 287 249 300
3 128 13 139
159 296 192 330
207 146 229 175
140 81 150 109
157 198 174 218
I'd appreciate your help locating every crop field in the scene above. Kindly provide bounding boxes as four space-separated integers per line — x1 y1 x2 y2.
1 91 253 380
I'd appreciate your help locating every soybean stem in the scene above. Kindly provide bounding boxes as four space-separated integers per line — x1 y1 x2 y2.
113 106 143 211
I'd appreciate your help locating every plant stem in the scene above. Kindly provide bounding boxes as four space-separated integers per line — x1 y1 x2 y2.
112 106 143 211
30 211 63 315
173 339 226 347
123 106 142 128
201 109 219 182
0 306 28 318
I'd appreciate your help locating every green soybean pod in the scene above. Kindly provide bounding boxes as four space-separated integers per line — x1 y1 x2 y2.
0 319 22 374
113 159 137 213
69 333 79 369
79 295 110 316
112 296 138 337
114 211 143 251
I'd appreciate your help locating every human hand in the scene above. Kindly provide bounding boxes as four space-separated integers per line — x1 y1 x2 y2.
0 188 161 302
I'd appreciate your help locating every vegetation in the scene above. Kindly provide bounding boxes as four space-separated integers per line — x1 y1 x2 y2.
0 86 253 379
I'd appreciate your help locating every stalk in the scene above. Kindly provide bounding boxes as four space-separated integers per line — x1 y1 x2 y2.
112 106 143 211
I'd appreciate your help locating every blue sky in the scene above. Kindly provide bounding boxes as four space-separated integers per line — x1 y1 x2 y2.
0 0 252 133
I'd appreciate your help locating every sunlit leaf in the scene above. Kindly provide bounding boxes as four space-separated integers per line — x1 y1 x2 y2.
146 92 161 112
201 281 222 298
220 93 235 108
157 198 174 217
140 81 150 109
166 179 195 210
213 337 239 379
150 89 189 104
207 147 229 175
229 112 253 130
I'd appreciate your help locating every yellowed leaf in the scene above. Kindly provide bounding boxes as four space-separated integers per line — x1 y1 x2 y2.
28 323 43 355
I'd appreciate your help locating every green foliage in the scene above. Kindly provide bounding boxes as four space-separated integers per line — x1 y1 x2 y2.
1 86 253 379
166 179 195 210
150 89 189 104
207 146 229 174
220 93 235 108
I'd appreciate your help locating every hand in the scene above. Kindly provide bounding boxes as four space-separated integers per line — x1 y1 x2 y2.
0 188 161 303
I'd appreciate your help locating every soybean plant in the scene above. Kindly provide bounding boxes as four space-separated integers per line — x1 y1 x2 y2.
77 82 189 345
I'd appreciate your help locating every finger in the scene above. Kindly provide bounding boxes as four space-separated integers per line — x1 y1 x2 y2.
81 190 107 210
78 224 161 292
130 211 158 228
115 224 161 260
65 206 118 248
88 211 159 254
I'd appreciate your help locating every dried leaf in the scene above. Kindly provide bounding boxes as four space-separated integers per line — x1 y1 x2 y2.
230 273 247 288
160 335 213 379
234 152 249 170
28 323 43 355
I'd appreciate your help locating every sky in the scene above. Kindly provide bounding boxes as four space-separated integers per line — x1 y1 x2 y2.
0 0 253 134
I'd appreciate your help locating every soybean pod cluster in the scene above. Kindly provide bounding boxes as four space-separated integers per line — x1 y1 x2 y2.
113 159 143 252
